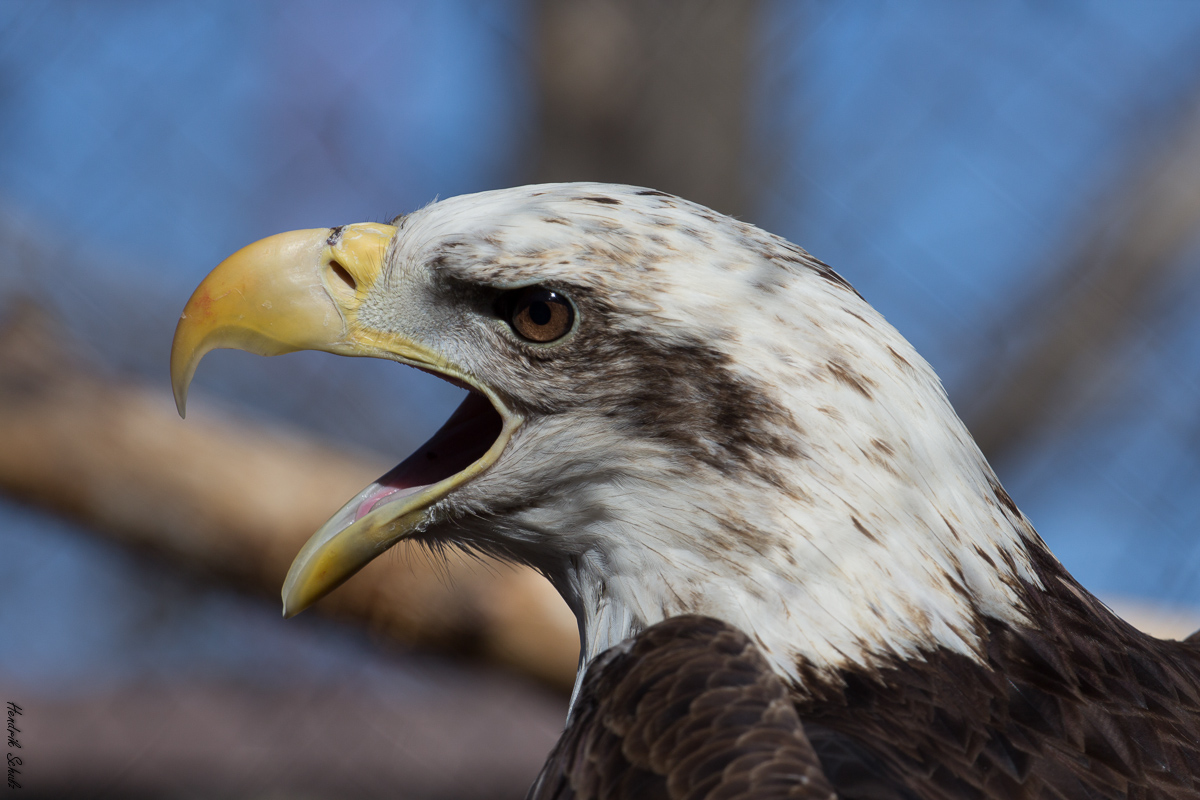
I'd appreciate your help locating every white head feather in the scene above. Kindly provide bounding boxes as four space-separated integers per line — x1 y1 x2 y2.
356 182 1044 694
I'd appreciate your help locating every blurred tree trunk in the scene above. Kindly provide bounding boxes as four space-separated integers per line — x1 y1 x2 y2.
532 0 759 218
964 96 1200 464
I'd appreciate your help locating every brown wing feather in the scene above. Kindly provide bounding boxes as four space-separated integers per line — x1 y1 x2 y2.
798 547 1200 799
527 615 837 800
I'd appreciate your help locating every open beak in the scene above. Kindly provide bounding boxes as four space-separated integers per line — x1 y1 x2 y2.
170 224 522 617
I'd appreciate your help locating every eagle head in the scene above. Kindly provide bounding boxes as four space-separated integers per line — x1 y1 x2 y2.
172 183 1043 690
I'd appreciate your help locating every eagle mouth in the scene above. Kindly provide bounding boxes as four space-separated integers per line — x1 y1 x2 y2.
279 376 521 617
352 390 504 522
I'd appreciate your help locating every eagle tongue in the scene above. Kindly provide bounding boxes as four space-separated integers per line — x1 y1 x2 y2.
355 391 503 520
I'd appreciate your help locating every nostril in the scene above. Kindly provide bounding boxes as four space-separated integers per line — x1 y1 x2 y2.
329 260 357 292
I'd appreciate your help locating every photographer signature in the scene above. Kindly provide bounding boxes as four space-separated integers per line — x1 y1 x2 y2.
6 701 20 789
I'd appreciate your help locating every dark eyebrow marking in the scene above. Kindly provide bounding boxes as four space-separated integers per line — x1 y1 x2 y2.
635 189 672 197
579 195 622 205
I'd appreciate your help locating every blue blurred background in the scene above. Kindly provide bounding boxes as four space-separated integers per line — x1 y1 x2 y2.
2 2 1200 797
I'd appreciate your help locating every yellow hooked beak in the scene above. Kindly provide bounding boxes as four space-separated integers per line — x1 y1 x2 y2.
173 223 407 416
171 224 521 617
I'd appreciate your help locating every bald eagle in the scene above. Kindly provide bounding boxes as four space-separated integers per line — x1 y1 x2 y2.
172 184 1200 798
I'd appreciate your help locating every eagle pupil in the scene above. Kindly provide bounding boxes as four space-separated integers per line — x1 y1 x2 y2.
529 301 552 326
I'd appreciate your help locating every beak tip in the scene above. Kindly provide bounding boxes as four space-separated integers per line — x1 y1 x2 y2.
172 381 189 419
281 579 309 619
281 594 306 619
169 332 196 420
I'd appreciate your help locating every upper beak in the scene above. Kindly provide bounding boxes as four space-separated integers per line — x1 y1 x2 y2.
171 224 521 618
171 223 399 417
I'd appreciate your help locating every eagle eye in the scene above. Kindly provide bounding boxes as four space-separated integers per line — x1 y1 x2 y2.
499 286 575 343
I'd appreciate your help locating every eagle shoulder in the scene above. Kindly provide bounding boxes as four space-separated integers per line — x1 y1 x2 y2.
528 615 837 800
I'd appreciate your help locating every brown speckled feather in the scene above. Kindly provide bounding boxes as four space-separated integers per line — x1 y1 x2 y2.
528 615 837 800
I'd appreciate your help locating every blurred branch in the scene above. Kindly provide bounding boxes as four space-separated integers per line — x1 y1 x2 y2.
1103 596 1200 642
0 304 578 692
532 0 759 217
965 97 1200 463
